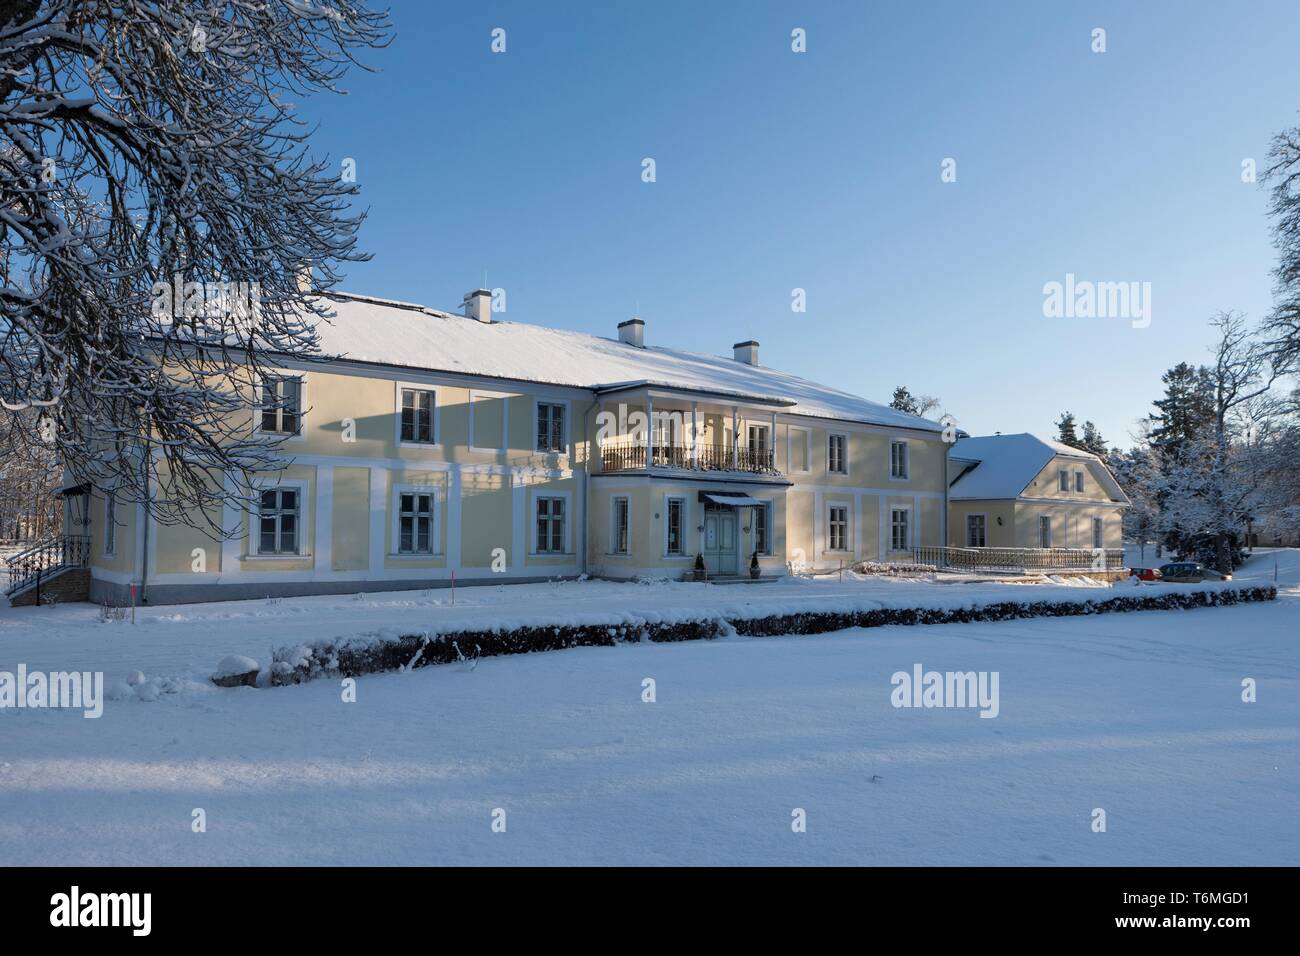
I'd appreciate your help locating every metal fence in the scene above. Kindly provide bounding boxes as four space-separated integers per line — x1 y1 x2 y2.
911 546 1127 573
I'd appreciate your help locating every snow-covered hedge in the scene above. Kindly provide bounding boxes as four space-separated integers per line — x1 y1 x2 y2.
731 584 1277 637
270 617 728 686
266 584 1276 686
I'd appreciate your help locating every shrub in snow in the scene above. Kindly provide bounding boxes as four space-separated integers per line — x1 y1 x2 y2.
212 655 262 688
97 604 127 623
853 561 934 577
270 617 729 686
733 586 1278 637
105 682 135 701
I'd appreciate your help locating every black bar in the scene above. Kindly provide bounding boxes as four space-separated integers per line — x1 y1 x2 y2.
0 867 1283 940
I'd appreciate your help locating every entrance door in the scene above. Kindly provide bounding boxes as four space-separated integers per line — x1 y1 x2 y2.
704 510 738 575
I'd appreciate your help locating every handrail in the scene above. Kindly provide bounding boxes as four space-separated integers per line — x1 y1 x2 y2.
600 441 779 475
4 535 92 596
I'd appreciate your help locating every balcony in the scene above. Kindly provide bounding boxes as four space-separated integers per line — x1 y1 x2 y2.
600 441 779 476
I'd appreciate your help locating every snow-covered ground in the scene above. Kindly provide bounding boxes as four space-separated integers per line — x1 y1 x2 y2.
0 551 1296 865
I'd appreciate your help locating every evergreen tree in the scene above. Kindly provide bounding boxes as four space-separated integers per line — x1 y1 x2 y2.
1080 421 1109 458
1147 363 1215 467
890 386 918 415
889 386 942 418
1055 412 1081 448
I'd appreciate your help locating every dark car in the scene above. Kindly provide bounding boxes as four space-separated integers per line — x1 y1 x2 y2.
1129 567 1162 581
1157 562 1232 583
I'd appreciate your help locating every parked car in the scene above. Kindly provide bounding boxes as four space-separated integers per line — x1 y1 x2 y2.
1129 567 1162 581
1157 562 1232 583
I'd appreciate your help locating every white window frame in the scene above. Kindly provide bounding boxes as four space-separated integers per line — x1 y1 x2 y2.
966 512 986 548
890 439 910 480
610 495 631 555
828 432 849 475
255 371 307 442
826 502 851 553
890 506 911 552
1092 516 1104 550
252 481 310 557
747 423 770 455
103 490 117 557
1039 515 1053 548
531 491 572 556
389 483 441 557
752 500 772 556
469 389 510 453
534 398 570 455
1058 469 1070 493
394 381 440 449
664 495 688 558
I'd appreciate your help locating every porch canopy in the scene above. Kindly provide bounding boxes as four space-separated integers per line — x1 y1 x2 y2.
699 492 762 508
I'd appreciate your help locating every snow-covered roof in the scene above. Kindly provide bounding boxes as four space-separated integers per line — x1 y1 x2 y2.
308 292 946 433
948 433 1126 501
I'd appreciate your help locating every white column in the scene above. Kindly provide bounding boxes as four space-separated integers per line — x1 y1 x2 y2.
645 395 654 466
879 496 889 559
367 466 385 577
731 405 739 470
221 470 241 574
769 411 777 470
447 465 462 570
315 464 333 574
691 402 700 469
511 470 526 570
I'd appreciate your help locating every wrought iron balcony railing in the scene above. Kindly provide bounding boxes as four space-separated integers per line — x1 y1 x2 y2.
600 442 778 475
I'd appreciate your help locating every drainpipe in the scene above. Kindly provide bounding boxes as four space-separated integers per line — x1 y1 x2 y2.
580 397 598 576
138 439 150 604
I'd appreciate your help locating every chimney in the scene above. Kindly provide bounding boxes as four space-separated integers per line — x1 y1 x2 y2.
295 262 312 293
462 288 492 323
733 340 759 365
618 317 645 348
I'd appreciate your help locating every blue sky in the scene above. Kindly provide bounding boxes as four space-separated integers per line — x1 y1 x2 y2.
299 0 1300 447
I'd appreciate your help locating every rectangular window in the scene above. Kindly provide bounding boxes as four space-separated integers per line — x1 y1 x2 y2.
666 498 684 556
104 492 117 556
828 434 847 474
891 508 910 551
966 514 985 548
612 496 629 554
1075 471 1085 493
828 505 848 551
258 488 299 555
1058 469 1070 492
536 496 565 553
1039 515 1052 548
260 376 302 435
537 402 566 453
400 388 435 443
754 502 769 555
1092 516 1104 549
748 425 768 456
398 491 434 554
890 440 909 479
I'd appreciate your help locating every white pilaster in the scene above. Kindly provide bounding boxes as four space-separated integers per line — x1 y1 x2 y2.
315 464 333 571
368 466 385 575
